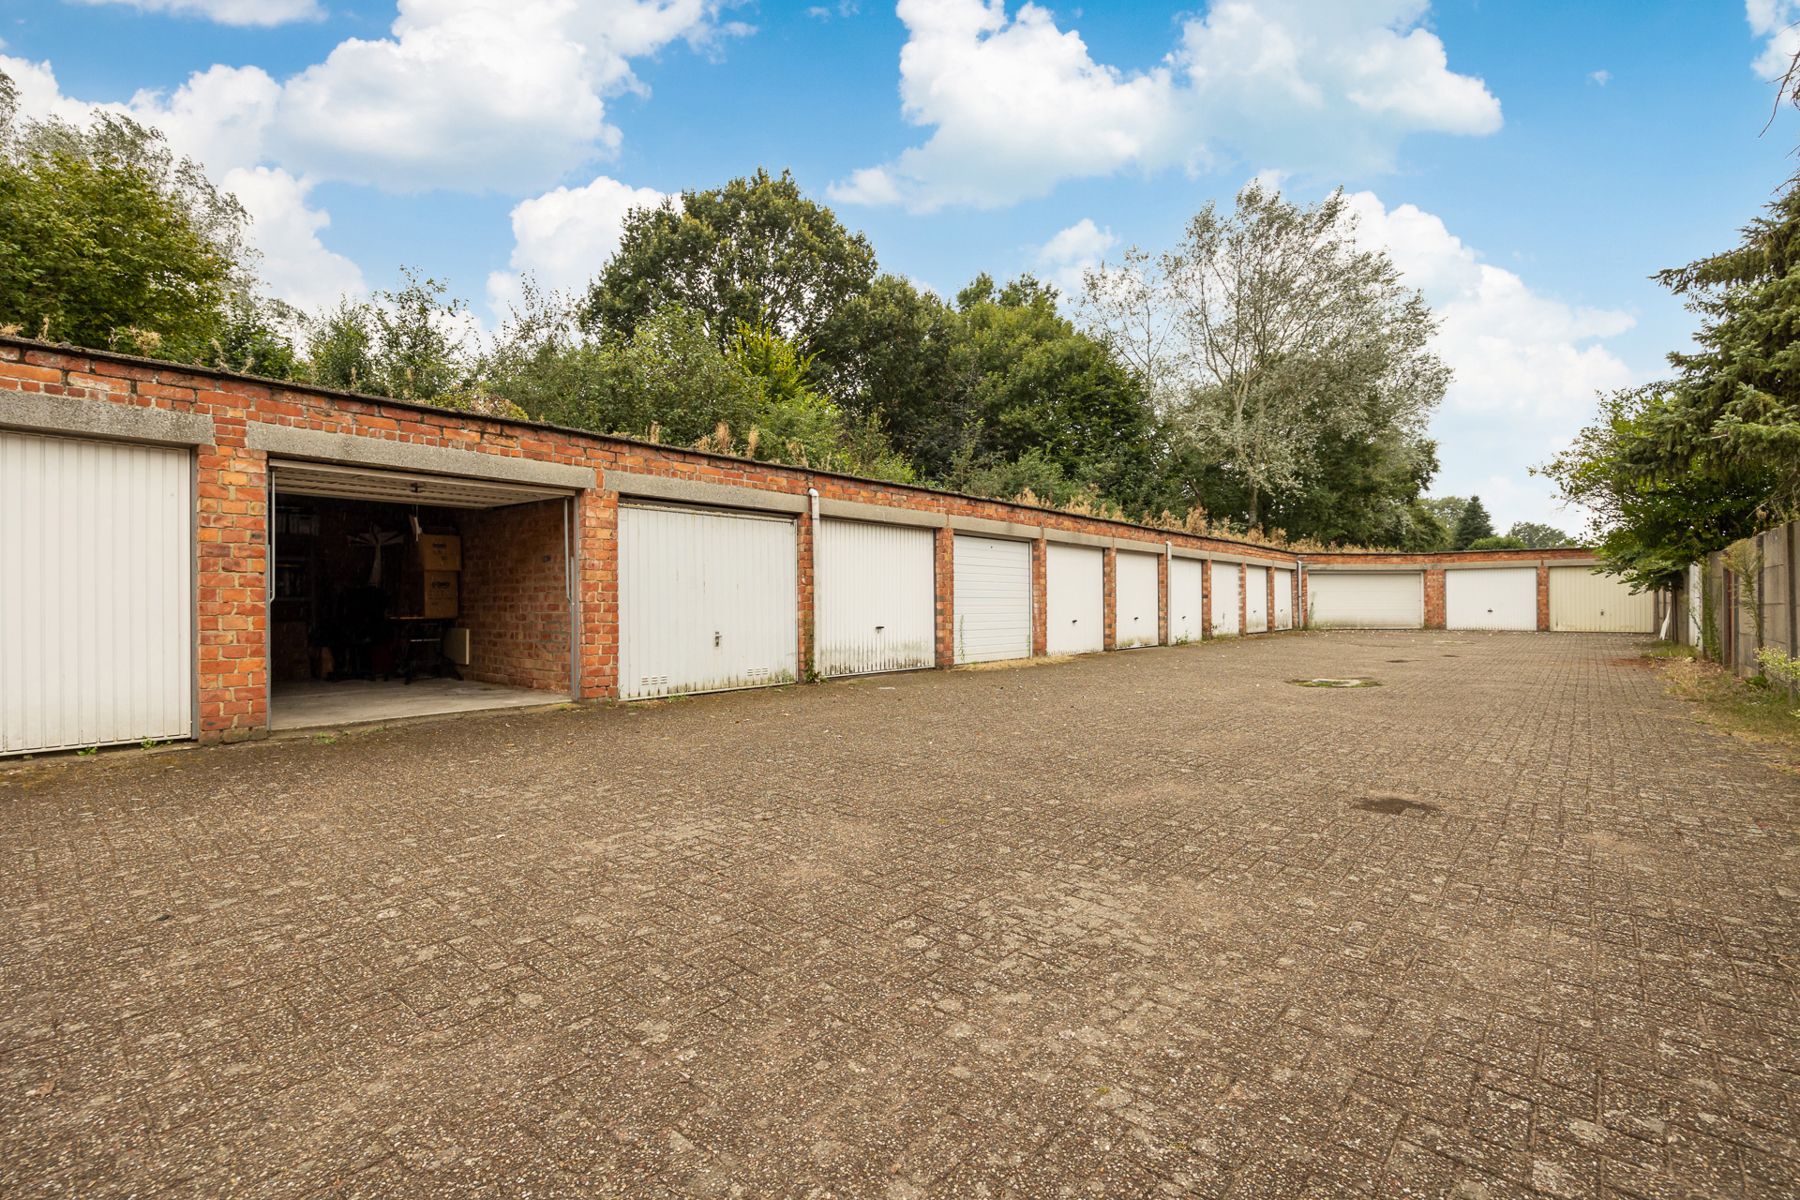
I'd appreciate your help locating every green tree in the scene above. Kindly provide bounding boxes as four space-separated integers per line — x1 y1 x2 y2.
1451 495 1495 549
303 269 471 401
1506 520 1574 548
1082 181 1447 530
0 71 290 366
1540 169 1799 587
1466 535 1527 550
583 168 877 354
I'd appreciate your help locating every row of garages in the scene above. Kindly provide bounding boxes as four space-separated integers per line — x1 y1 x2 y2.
1307 564 1655 632
616 503 1296 700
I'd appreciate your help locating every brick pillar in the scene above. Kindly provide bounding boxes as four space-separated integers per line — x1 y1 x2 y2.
1536 563 1551 632
578 484 615 700
1201 560 1214 638
1031 537 1048 657
796 504 815 678
1267 567 1278 631
1157 552 1170 645
934 526 955 667
1238 564 1248 634
1424 568 1447 630
1296 567 1308 630
1102 547 1118 650
196 422 269 742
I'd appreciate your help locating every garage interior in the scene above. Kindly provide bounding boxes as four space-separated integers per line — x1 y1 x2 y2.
268 461 575 731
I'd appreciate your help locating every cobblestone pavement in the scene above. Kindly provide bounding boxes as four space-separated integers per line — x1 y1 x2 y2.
2 632 1796 1198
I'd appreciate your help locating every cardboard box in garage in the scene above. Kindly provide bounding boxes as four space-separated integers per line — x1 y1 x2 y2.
416 533 461 571
417 571 459 618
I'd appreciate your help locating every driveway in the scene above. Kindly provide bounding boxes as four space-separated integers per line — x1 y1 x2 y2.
2 632 1795 1198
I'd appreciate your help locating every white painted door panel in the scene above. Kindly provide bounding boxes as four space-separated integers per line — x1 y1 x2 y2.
1308 572 1425 629
1549 566 1654 632
618 504 798 699
816 520 936 676
1446 567 1537 630
953 535 1031 663
1212 564 1241 636
1169 558 1204 642
1 431 193 754
1046 543 1104 655
1273 568 1294 630
1114 551 1159 647
1245 566 1269 633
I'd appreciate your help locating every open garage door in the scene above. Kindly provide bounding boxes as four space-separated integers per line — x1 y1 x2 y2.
619 503 798 698
1549 566 1654 633
1046 543 1103 655
2 431 194 755
268 459 580 728
1308 572 1424 629
954 535 1032 663
1447 567 1538 630
1212 564 1241 636
1114 550 1159 648
1170 558 1203 643
816 519 935 677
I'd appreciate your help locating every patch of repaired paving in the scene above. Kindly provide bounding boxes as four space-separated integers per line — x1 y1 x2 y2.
2 630 1795 1198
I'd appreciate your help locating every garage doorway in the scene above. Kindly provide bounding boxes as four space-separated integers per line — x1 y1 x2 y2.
267 461 577 731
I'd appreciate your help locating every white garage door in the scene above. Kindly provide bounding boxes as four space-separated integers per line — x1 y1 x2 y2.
618 504 798 699
1308 572 1424 629
1273 568 1294 630
1549 566 1654 633
1169 558 1204 643
816 519 936 677
1115 550 1160 648
954 535 1032 663
2 431 194 755
1046 543 1104 655
1212 563 1241 636
1447 567 1538 631
1245 566 1269 633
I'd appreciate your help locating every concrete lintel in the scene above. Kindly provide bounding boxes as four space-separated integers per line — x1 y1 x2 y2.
950 513 1043 541
1 388 213 446
1208 550 1296 567
604 469 807 514
1442 559 1597 572
1303 563 1430 574
1113 539 1164 557
1042 526 1110 549
1170 545 1210 562
817 497 946 529
250 422 595 490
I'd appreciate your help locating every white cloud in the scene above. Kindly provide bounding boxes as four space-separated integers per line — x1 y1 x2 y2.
69 0 323 26
220 167 367 311
485 174 669 319
1750 1 1800 80
1033 217 1116 297
832 0 1501 211
1342 191 1638 527
1588 68 1611 86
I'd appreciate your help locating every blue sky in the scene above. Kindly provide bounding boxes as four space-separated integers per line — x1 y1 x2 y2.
4 0 1797 531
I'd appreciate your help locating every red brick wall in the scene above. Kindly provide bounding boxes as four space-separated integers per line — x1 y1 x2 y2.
1424 568 1447 630
1201 561 1214 637
15 335 1595 745
1157 554 1169 645
458 499 570 692
1031 538 1048 657
1102 548 1118 650
934 527 955 667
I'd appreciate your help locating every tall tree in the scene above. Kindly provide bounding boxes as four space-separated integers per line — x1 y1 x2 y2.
1451 495 1494 549
1506 521 1574 549
582 168 877 355
0 70 280 365
1082 182 1447 529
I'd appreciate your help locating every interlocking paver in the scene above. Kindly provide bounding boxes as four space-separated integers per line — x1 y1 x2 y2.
1 630 1795 1197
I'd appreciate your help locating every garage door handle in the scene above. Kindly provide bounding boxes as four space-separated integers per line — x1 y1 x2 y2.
714 631 721 647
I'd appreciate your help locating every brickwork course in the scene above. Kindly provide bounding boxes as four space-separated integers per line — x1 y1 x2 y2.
2 631 1795 1198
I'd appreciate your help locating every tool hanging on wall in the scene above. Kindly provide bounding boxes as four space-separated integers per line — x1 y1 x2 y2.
348 525 403 585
